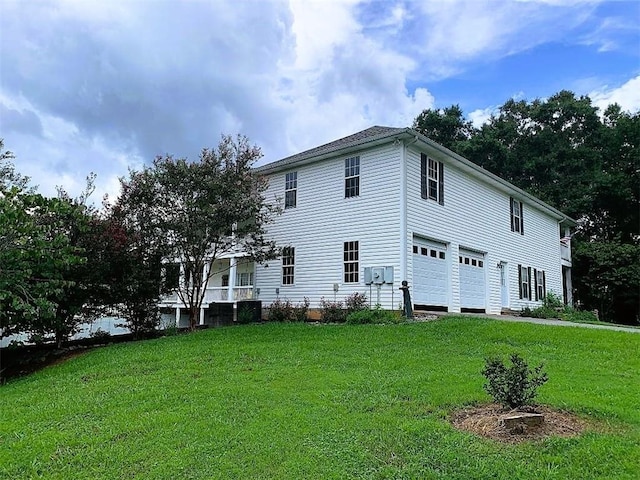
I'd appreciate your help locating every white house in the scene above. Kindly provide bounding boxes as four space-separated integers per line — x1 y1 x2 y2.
161 126 575 325
253 126 575 315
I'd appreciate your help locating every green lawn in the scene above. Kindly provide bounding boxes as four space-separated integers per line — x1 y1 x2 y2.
2 317 639 479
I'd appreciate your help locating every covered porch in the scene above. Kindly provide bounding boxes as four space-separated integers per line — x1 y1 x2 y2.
159 255 256 327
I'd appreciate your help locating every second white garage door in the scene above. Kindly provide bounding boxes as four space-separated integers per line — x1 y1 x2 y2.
412 238 448 308
459 249 486 311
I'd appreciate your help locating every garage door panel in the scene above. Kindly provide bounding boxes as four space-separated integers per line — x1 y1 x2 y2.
459 249 486 310
413 238 448 307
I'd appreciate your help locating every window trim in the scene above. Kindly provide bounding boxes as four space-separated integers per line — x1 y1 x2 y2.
343 241 359 283
420 153 444 205
282 246 295 285
344 156 360 198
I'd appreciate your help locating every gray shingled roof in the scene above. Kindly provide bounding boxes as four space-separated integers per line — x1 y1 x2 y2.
256 125 406 173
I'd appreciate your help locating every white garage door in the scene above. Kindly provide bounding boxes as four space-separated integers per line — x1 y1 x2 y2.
412 238 448 307
459 249 486 310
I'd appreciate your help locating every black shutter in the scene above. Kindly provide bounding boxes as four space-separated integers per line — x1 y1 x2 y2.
420 153 427 199
518 264 522 299
527 267 532 300
520 202 524 235
534 269 538 301
542 271 546 299
438 161 444 205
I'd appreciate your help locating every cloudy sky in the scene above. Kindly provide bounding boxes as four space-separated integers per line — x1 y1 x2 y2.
1 0 639 202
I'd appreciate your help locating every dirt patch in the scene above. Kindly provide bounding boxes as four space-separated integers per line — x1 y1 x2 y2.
450 403 587 443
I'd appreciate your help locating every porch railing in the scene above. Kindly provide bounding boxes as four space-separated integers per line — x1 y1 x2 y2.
161 287 254 305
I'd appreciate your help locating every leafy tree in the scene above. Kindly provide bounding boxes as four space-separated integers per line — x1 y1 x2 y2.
467 92 604 218
116 134 279 329
97 205 167 338
412 105 476 153
0 190 84 343
573 241 640 323
0 139 30 193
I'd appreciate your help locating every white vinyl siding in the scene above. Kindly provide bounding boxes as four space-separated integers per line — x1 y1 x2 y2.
258 143 402 307
406 145 563 314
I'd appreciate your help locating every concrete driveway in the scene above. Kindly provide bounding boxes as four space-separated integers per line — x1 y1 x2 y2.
451 312 640 334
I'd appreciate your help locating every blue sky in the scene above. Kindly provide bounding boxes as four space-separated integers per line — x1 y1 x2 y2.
1 0 638 202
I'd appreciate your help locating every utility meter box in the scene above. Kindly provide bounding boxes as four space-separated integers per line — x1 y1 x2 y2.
364 266 394 285
372 267 385 284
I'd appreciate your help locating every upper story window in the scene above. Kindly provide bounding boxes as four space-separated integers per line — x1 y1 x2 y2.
285 172 297 209
282 247 295 285
345 156 360 198
420 153 444 205
343 241 359 283
511 197 524 234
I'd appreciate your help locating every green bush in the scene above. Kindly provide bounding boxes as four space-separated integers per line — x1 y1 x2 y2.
267 298 309 323
522 292 566 319
481 353 548 409
346 306 398 325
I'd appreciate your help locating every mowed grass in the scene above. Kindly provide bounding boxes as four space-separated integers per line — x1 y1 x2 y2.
1 317 639 479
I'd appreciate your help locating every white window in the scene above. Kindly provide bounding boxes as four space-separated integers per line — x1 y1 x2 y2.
344 156 360 198
344 241 359 283
282 247 295 285
519 265 531 300
535 270 546 301
285 172 297 209
420 153 444 204
511 197 524 234
236 272 254 286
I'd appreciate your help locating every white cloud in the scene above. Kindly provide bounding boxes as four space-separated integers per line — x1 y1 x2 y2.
589 75 640 114
468 107 496 128
408 0 601 79
1 0 636 201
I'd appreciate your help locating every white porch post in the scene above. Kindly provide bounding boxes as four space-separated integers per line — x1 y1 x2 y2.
175 307 180 327
227 257 237 302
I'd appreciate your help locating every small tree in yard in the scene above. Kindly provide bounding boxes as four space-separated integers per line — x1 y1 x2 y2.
116 135 279 330
482 353 548 409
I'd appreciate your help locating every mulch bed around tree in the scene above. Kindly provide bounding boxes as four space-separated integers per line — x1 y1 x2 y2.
450 403 587 443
